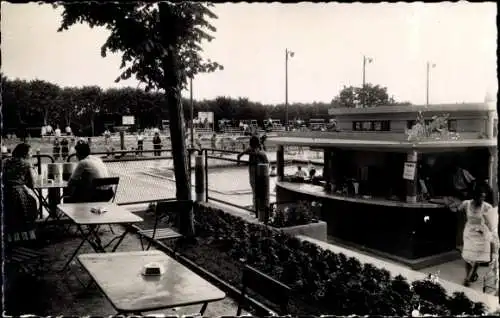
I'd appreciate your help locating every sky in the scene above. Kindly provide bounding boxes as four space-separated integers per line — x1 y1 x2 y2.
1 2 497 105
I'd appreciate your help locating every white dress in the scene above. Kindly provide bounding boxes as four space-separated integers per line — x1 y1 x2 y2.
461 200 493 264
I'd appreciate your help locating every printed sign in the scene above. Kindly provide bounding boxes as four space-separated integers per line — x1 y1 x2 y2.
198 112 214 124
122 116 135 125
403 162 416 180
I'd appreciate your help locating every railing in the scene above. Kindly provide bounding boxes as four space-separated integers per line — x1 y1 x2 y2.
28 144 323 210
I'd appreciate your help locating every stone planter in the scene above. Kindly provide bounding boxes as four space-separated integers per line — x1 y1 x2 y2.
267 220 328 242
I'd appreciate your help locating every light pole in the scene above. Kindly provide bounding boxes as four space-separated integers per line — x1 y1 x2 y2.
426 61 436 106
362 55 373 107
190 77 194 148
285 48 294 131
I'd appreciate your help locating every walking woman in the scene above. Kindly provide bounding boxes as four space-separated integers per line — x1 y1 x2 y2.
460 183 496 286
237 135 269 213
3 143 38 242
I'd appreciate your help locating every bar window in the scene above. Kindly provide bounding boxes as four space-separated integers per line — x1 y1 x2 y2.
374 121 382 131
448 119 457 132
353 121 362 131
381 120 391 131
362 121 372 131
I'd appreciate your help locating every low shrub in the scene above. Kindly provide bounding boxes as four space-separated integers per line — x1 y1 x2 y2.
268 201 318 228
192 203 487 315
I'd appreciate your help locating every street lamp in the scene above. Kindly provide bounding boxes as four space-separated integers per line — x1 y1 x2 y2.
190 76 194 148
426 61 436 106
362 55 373 107
285 48 294 131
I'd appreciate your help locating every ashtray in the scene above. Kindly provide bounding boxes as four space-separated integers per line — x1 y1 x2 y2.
90 207 108 214
141 262 165 276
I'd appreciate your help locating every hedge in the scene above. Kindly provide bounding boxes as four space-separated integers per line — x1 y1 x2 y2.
191 202 487 316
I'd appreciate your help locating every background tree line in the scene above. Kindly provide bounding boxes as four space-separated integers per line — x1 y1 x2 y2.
2 75 411 136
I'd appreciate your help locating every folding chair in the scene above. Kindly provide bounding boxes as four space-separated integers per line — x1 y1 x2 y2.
237 263 291 316
4 231 48 278
138 200 193 251
90 177 120 234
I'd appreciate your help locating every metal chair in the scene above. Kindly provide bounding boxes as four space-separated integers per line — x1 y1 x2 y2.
138 200 193 251
90 177 120 234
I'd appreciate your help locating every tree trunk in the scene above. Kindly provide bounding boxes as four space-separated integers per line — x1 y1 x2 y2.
159 3 194 237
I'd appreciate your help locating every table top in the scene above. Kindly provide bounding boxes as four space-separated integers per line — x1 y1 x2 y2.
78 251 226 313
57 202 143 225
33 180 68 189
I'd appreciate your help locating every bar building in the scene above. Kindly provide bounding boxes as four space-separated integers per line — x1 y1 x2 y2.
270 102 498 268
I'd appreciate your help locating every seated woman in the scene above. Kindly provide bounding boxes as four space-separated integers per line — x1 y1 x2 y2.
2 143 38 243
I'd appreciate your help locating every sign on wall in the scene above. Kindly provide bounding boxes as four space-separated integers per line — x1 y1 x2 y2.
198 112 214 124
403 162 416 180
122 116 135 125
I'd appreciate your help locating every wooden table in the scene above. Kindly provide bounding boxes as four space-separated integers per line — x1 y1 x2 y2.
78 251 226 315
58 202 143 271
33 180 68 218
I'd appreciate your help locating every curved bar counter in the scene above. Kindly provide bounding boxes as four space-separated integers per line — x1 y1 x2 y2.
276 181 457 267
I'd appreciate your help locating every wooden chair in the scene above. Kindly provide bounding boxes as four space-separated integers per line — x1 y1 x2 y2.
138 200 193 251
237 263 291 316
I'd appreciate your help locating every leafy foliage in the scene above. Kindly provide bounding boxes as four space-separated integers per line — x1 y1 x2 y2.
2 76 337 135
191 203 488 315
331 83 411 108
268 201 317 228
55 2 223 92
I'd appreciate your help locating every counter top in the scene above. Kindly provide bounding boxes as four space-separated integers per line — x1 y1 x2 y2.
276 181 445 209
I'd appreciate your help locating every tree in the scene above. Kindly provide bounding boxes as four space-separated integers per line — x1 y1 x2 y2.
331 83 410 108
55 2 223 237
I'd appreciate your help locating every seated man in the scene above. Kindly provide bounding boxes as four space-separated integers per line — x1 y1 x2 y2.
65 141 113 203
295 166 307 178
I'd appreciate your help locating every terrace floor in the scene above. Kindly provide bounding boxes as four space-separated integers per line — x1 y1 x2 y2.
5 222 243 316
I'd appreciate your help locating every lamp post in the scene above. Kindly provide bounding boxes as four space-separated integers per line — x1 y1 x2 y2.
426 61 436 106
190 77 194 148
285 48 294 131
362 55 373 107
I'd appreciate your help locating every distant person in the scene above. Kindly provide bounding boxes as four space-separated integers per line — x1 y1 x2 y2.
3 143 38 239
65 125 72 136
295 166 307 178
41 125 47 138
61 137 70 160
153 132 162 156
270 166 277 177
260 134 267 151
211 133 217 153
104 129 111 145
237 135 269 213
46 124 53 137
219 137 226 153
136 131 144 156
53 138 61 161
65 141 112 203
230 137 237 151
196 134 202 150
54 125 61 138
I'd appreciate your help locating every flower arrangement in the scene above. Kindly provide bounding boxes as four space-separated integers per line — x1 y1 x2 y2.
268 201 318 228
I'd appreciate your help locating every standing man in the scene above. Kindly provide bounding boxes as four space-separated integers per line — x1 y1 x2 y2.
136 131 144 156
65 125 72 136
237 136 269 214
260 133 267 151
153 131 162 156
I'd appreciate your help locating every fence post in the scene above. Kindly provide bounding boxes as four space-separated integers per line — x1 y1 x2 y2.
256 163 270 223
120 131 125 150
195 153 205 202
204 149 209 202
36 149 42 175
